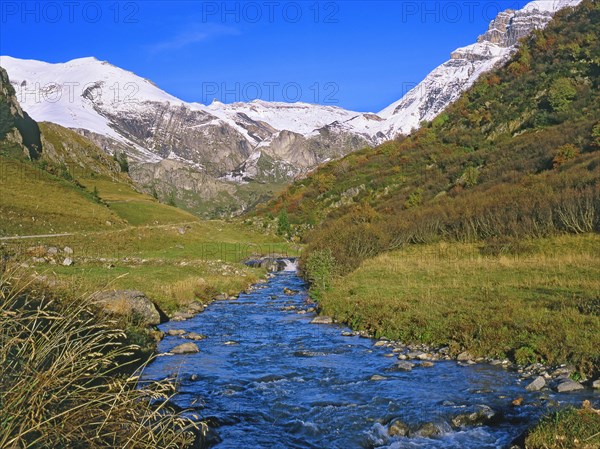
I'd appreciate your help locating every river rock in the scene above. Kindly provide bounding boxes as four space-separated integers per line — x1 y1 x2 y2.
167 329 186 336
420 361 435 368
341 331 354 337
525 376 546 392
392 361 415 372
184 332 207 341
374 341 387 347
451 405 497 428
412 422 443 438
311 316 333 324
388 419 409 437
592 379 600 389
555 379 584 393
92 290 165 325
214 293 229 300
550 365 576 378
283 288 299 295
370 375 387 381
172 312 194 321
457 351 474 361
170 342 200 354
187 302 205 313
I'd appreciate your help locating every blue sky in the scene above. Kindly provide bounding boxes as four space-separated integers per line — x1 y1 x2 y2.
1 1 530 112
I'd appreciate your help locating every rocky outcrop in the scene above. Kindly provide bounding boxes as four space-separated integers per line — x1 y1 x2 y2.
0 66 42 159
169 342 200 354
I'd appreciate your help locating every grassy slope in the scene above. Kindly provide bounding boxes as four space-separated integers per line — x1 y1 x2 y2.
319 234 600 374
0 154 123 236
1 123 294 313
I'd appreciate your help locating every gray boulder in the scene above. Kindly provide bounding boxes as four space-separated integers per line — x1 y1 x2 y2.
388 419 409 437
525 376 546 392
184 332 207 341
92 290 164 325
412 422 443 438
170 342 200 354
555 379 584 393
392 361 415 372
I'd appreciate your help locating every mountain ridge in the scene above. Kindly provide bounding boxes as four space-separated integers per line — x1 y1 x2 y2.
0 0 583 217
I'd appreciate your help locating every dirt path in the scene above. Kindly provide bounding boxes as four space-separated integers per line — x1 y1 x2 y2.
0 221 200 241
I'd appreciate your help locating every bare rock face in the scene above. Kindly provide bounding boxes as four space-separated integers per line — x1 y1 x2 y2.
0 66 42 159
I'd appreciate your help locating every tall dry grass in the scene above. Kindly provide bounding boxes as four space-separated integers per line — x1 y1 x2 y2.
0 266 202 449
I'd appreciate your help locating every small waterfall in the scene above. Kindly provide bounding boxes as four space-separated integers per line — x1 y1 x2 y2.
280 258 298 272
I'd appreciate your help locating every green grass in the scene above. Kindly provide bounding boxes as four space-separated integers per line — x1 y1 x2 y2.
0 156 124 236
3 220 296 313
318 234 600 374
526 405 600 449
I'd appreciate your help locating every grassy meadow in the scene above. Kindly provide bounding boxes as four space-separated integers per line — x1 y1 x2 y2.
318 234 600 375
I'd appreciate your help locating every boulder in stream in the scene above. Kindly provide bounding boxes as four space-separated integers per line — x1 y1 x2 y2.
170 342 200 354
388 419 409 437
451 405 497 428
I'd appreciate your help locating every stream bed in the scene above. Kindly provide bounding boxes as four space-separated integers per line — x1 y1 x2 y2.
143 268 597 449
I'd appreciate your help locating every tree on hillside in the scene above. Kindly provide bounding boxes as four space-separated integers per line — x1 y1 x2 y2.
277 209 291 238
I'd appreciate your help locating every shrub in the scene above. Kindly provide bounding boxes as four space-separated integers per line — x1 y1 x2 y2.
303 248 336 294
553 144 580 168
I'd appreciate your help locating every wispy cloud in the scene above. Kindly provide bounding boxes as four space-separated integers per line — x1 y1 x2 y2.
149 24 239 53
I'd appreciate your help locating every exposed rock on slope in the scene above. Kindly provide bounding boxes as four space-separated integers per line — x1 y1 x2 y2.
0 66 42 159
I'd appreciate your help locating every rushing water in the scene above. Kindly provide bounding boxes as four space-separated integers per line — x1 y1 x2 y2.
144 267 596 449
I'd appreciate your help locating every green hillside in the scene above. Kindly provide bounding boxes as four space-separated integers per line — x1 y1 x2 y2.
258 0 600 272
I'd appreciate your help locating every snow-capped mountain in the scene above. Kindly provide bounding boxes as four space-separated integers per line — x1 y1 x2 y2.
0 0 582 216
371 0 584 138
0 55 374 175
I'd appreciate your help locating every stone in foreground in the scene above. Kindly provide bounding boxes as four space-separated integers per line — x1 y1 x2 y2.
92 290 164 325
